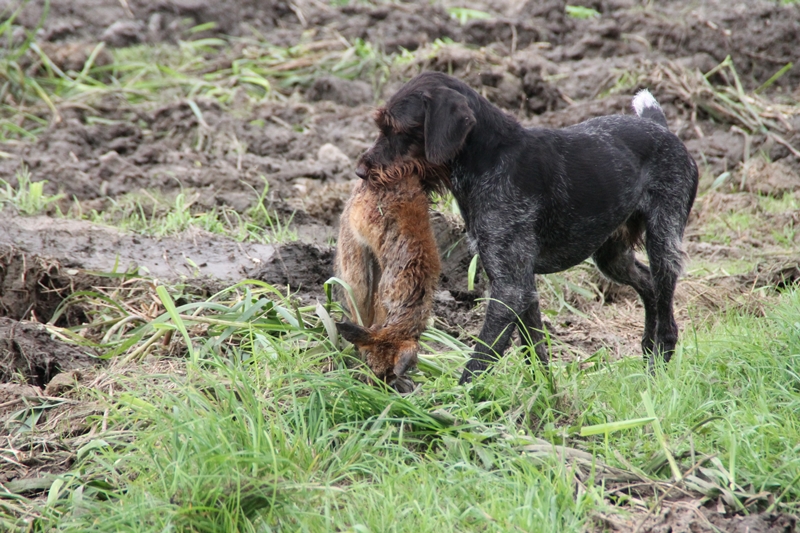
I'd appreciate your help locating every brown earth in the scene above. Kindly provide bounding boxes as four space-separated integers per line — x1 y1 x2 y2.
596 500 797 533
1 0 799 524
0 318 95 386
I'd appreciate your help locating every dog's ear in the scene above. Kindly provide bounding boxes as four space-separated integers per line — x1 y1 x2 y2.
424 87 476 165
393 345 419 378
336 320 373 347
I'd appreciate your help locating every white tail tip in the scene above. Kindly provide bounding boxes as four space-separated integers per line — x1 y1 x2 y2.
632 89 660 116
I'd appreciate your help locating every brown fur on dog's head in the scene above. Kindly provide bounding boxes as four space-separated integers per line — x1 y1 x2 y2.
336 320 419 383
355 73 477 195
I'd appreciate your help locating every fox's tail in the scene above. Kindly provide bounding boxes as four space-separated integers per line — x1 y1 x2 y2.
632 89 668 129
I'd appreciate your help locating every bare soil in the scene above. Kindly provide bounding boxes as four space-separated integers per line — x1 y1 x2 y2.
1 0 799 527
597 500 797 533
0 318 95 386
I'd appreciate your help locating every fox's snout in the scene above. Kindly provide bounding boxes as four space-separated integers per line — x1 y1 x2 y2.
336 320 419 382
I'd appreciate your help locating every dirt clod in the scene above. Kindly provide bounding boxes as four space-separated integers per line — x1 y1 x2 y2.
306 76 374 107
0 318 96 387
744 159 800 197
0 248 91 325
252 242 334 291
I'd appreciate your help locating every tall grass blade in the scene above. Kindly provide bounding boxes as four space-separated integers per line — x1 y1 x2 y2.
641 390 682 481
579 417 656 437
156 285 196 362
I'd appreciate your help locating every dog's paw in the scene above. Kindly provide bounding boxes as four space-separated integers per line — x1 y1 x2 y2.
459 357 491 384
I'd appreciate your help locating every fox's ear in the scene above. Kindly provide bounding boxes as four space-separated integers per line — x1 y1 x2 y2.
336 320 373 347
394 345 418 377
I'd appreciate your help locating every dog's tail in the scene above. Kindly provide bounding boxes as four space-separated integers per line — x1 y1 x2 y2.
632 89 668 129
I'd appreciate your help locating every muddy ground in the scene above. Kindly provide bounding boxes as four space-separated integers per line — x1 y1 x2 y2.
1 0 799 529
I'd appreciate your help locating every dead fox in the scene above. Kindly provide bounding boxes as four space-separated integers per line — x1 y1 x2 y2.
335 171 441 389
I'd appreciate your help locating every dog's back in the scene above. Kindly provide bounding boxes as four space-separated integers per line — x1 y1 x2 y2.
499 95 697 275
335 173 441 385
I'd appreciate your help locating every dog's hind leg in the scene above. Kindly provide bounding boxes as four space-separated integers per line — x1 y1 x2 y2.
643 212 686 368
592 219 657 356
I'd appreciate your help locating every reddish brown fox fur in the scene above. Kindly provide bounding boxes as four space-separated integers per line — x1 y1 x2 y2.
335 171 441 386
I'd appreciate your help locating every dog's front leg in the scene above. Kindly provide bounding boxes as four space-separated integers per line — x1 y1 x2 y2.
518 283 549 366
459 283 538 384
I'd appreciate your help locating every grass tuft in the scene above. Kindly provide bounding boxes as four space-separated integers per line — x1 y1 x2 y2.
0 165 64 214
75 183 297 244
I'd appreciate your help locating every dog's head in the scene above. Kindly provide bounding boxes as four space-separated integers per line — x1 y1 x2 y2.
336 320 419 388
356 72 477 192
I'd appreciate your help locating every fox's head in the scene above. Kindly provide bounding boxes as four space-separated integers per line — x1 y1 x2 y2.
336 320 419 387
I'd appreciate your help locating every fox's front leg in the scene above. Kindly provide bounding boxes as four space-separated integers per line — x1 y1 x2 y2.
335 207 380 328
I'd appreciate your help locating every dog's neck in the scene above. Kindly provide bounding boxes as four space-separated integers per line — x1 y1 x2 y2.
457 95 522 173
449 94 523 209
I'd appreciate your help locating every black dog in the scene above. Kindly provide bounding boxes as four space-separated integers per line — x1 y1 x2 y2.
355 72 698 383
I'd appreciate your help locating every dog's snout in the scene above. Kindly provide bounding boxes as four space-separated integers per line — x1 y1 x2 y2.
355 162 368 180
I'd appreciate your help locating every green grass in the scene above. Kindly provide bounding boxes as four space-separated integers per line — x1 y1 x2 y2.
699 210 757 246
565 5 601 19
688 256 758 277
29 369 588 532
76 184 297 244
574 297 800 510
0 169 298 243
4 279 799 531
447 7 493 25
0 165 64 214
0 0 57 140
696 189 798 248
758 192 800 214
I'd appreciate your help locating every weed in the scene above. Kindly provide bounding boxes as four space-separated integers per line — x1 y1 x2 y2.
0 0 56 140
2 21 396 141
447 7 493 25
772 220 796 247
430 191 460 216
759 192 799 214
0 165 64 214
566 5 601 19
538 262 602 319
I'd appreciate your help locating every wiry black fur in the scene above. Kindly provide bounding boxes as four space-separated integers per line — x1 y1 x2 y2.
356 72 699 383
